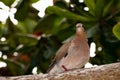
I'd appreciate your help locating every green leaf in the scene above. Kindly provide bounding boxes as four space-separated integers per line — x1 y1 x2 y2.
35 14 57 34
113 23 120 40
75 6 93 18
46 6 96 22
54 0 68 9
103 0 114 17
94 0 104 17
0 0 15 6
16 34 38 46
116 0 120 10
15 0 30 21
84 0 95 15
51 17 72 35
17 18 37 33
30 0 39 3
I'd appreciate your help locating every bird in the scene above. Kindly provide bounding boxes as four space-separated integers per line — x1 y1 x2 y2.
47 23 90 74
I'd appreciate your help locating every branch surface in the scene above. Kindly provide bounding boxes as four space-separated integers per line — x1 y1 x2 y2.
0 62 120 80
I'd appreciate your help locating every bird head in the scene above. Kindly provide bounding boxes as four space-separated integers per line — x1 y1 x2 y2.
75 23 85 36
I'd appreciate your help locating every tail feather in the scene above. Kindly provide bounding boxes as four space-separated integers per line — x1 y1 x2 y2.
47 61 56 73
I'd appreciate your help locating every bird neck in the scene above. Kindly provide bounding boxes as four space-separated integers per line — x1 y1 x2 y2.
74 31 87 43
72 33 89 52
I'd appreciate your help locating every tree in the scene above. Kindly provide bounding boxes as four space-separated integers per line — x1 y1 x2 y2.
0 0 120 76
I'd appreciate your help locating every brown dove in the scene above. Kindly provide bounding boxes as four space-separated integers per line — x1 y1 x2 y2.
47 23 90 74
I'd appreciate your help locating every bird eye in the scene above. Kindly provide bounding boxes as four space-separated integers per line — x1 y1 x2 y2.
76 25 81 28
76 23 82 28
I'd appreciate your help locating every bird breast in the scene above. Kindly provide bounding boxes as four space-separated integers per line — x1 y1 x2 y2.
58 41 90 69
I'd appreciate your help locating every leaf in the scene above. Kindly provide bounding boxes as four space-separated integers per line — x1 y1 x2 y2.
0 0 15 6
75 7 93 18
30 0 39 3
103 0 114 17
84 0 95 15
116 0 120 10
113 23 120 40
0 21 9 34
46 6 96 22
51 17 72 35
94 0 104 17
16 34 38 46
15 0 30 21
17 18 37 33
35 14 57 34
54 0 68 9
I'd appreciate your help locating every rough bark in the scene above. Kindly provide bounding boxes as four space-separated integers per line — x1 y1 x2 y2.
0 62 120 80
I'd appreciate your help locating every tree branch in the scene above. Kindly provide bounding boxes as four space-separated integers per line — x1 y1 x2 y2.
0 62 120 80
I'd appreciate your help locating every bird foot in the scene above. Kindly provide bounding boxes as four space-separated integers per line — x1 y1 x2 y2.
61 65 68 71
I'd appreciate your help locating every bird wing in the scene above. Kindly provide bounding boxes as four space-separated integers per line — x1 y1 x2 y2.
47 41 71 72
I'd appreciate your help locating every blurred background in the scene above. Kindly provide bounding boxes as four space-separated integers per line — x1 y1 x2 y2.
0 0 120 76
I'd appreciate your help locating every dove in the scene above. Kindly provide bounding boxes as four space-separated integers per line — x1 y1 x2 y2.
47 23 90 74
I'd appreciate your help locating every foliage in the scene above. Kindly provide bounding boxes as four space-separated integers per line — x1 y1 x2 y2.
0 0 120 76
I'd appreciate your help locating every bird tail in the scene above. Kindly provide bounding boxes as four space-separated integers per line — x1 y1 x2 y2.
46 61 56 73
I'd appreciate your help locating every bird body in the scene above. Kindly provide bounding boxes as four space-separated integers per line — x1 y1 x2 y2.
47 23 90 74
